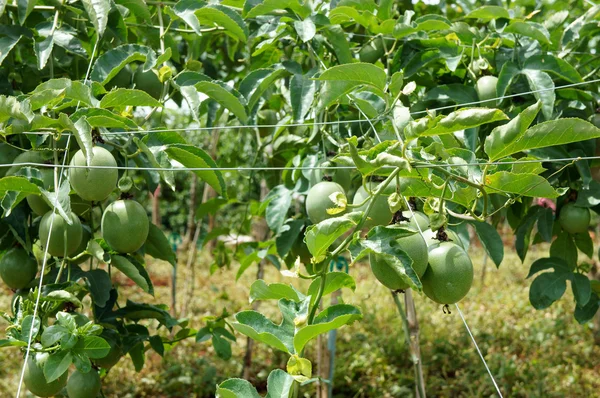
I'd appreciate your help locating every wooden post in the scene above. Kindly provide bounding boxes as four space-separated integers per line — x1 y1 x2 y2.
404 290 426 398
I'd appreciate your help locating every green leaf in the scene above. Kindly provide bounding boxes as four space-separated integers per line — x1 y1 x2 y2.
572 273 591 307
41 325 69 347
91 44 157 84
0 36 22 66
293 304 362 353
244 0 309 19
322 25 354 64
294 18 316 42
165 144 226 197
212 334 232 360
194 81 247 122
71 108 138 129
265 185 292 234
20 315 41 342
486 171 558 198
249 280 304 303
113 300 178 328
305 212 361 262
523 54 582 83
59 113 93 166
407 108 508 138
574 293 599 324
505 21 551 45
17 0 36 25
529 271 569 310
217 378 261 398
307 272 356 307
0 95 33 123
469 221 503 267
516 206 543 262
195 5 248 43
172 0 208 34
573 231 593 259
233 307 295 353
81 0 110 37
111 255 151 293
100 88 161 108
521 69 555 119
537 207 554 243
114 0 152 21
85 269 112 308
550 231 578 269
484 101 542 161
34 34 54 70
43 352 72 383
275 219 304 258
487 118 600 161
144 223 177 266
316 63 386 91
526 257 571 279
77 335 111 359
465 5 510 20
239 67 289 113
265 369 297 398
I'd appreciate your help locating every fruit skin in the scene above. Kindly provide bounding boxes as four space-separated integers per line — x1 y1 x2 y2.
402 211 429 231
305 181 346 224
0 143 20 178
7 151 54 215
475 76 498 107
69 146 118 202
67 369 102 398
39 211 83 257
101 200 149 253
422 242 474 305
559 203 590 234
257 109 278 137
134 69 163 100
0 248 37 289
24 357 68 397
369 230 429 290
359 37 384 63
71 226 91 265
332 167 353 193
352 182 393 229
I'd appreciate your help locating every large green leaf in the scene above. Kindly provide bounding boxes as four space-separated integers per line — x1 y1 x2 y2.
307 272 356 307
90 44 157 84
59 113 93 166
172 0 208 34
265 369 297 398
110 255 151 293
0 36 22 66
165 144 226 197
293 304 362 353
265 185 292 234
29 79 97 109
305 212 362 262
243 0 309 19
44 351 72 383
249 280 304 303
465 5 510 20
144 223 177 266
0 176 41 215
17 0 36 25
194 81 248 122
524 54 582 83
406 108 508 138
485 171 558 198
485 118 600 161
81 0 110 37
195 5 248 42
239 67 289 111
469 221 504 267
322 25 354 64
216 379 261 398
71 108 138 129
290 71 316 122
505 21 551 45
521 69 555 119
316 63 387 91
0 95 33 123
529 271 569 310
114 0 152 21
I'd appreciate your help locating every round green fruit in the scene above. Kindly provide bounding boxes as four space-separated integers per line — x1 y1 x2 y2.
8 151 54 215
305 181 346 224
421 228 465 249
94 340 123 369
331 167 353 193
6 151 48 176
0 248 37 289
401 211 429 231
67 369 101 398
559 203 590 234
70 194 93 217
101 200 149 253
134 69 163 100
359 37 384 63
39 211 83 257
352 182 393 229
258 109 278 137
106 66 132 90
422 242 474 305
24 357 68 397
369 231 429 290
71 227 91 265
69 146 118 202
475 76 498 107
0 144 20 178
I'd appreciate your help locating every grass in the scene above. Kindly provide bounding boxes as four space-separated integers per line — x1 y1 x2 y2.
1 241 599 397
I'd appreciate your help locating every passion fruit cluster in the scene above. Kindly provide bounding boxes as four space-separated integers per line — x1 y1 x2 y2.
24 357 101 398
302 177 474 307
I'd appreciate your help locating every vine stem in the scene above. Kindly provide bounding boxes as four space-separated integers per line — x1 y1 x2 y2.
307 167 402 325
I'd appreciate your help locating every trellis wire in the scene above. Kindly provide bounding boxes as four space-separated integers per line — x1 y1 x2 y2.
17 77 600 137
1 155 599 172
455 303 504 398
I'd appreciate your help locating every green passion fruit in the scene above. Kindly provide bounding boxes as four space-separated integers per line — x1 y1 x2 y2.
401 211 429 231
7 151 54 215
134 69 163 100
358 37 385 64
101 200 149 253
66 369 102 398
0 143 20 178
305 181 346 224
475 76 498 107
0 248 37 289
352 182 393 229
559 203 590 234
420 228 465 249
71 226 91 265
422 242 474 305
24 357 68 397
39 211 83 257
69 146 118 202
257 109 278 137
369 231 429 290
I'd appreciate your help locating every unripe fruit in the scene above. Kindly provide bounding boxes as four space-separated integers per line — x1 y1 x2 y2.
24 357 68 397
352 182 393 229
0 143 20 178
0 248 37 289
401 211 429 231
7 151 54 215
559 203 590 234
101 200 149 253
69 147 118 202
476 76 498 107
67 369 102 398
422 242 474 305
369 231 429 290
134 69 163 100
39 211 83 257
257 109 278 137
359 37 384 64
71 227 91 265
305 181 346 224
331 167 353 193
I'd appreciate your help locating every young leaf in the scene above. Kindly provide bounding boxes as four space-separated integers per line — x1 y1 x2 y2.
266 369 297 398
305 212 362 262
217 378 261 398
249 280 304 303
307 272 356 307
43 351 72 383
469 221 504 267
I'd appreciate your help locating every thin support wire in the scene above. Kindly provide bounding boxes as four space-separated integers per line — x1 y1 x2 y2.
455 303 503 398
17 78 600 136
1 154 598 172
